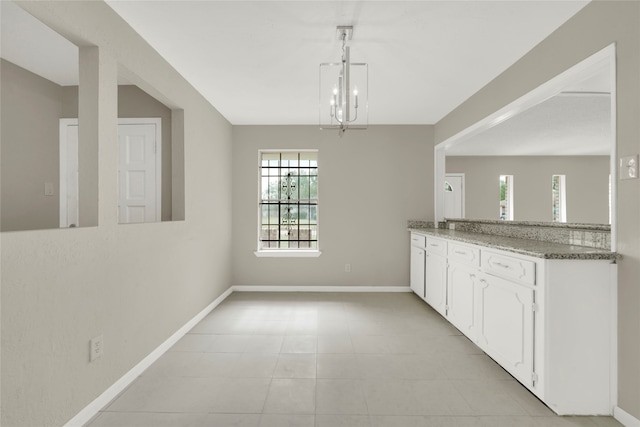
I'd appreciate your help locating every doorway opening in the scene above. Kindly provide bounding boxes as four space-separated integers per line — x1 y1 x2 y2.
60 118 162 226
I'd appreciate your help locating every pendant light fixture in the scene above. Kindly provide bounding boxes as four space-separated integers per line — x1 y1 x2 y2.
319 26 368 137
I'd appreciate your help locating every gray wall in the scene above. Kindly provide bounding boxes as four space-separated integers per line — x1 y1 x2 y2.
1 59 62 231
435 1 640 419
1 2 232 426
447 156 610 223
232 125 434 288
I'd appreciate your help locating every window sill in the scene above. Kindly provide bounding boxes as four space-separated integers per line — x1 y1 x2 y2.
254 250 322 258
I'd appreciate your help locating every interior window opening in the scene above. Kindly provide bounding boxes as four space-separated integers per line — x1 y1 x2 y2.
116 68 185 224
1 0 88 231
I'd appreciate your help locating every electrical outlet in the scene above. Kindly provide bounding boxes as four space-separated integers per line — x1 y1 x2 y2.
345 263 352 273
90 335 103 362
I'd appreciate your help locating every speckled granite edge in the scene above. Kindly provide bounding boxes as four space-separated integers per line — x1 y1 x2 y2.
407 220 436 229
450 221 610 250
407 227 618 261
445 218 611 231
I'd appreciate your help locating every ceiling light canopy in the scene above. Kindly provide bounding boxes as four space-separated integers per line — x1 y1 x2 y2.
319 26 368 137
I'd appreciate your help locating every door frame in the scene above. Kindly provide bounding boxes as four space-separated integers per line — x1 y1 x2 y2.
60 118 79 227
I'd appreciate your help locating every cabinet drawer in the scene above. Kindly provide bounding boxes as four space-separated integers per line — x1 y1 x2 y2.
448 242 480 267
410 233 426 247
426 237 448 256
481 250 536 285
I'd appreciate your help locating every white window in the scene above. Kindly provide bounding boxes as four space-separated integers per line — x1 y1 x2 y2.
499 175 514 220
257 151 319 255
552 174 567 223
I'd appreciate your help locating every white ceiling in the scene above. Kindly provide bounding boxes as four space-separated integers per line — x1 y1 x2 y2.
4 0 610 155
445 91 611 156
102 0 590 125
0 0 79 86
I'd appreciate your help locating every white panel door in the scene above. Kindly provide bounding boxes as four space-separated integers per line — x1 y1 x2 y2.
477 272 534 387
444 174 464 219
118 120 161 223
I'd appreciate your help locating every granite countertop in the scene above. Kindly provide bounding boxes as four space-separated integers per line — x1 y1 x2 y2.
443 218 611 231
408 227 618 261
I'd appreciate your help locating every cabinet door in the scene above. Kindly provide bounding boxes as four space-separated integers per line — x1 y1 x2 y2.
410 246 426 300
447 263 478 341
425 253 447 316
477 273 534 387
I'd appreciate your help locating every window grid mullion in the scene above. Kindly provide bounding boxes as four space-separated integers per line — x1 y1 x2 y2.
259 151 318 250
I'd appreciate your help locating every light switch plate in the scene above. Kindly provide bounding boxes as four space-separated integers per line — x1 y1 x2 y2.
620 155 639 180
44 182 54 196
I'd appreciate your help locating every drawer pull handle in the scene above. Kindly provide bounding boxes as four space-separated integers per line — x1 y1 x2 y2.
430 244 440 247
454 251 467 255
494 262 511 269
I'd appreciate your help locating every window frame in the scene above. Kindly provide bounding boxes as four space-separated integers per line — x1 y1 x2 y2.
499 175 514 221
255 149 321 258
551 174 567 223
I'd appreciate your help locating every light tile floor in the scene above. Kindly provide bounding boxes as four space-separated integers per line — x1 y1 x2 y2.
87 292 622 427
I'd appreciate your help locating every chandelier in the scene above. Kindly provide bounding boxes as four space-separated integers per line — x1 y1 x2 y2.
319 26 368 136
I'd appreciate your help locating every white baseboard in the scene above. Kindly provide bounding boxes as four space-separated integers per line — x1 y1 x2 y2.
232 285 412 293
615 406 640 427
63 286 233 427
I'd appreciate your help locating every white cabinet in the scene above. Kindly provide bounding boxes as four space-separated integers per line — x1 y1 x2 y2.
447 262 478 341
482 249 536 285
447 241 480 340
448 241 480 267
425 237 447 316
410 245 426 299
476 271 535 388
408 231 614 415
425 251 447 316
425 236 447 257
476 247 536 388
